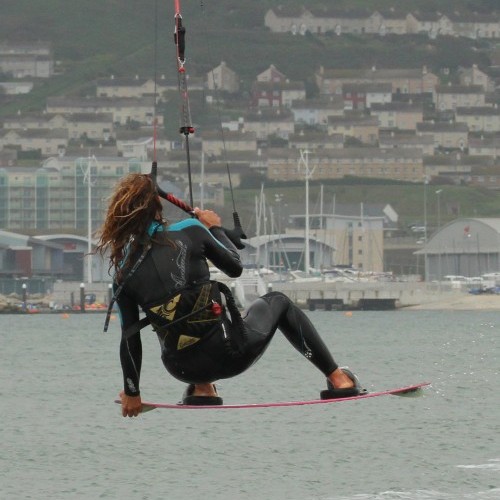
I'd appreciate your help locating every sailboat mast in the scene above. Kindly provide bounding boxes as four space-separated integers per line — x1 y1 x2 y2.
299 149 314 274
86 154 94 284
200 151 204 209
305 160 310 274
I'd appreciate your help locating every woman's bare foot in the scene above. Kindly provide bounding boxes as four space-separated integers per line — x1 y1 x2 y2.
192 383 218 397
328 368 354 389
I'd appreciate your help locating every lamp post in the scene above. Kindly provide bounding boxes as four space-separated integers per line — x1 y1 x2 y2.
423 175 428 243
274 193 283 278
22 283 27 310
274 193 283 235
423 174 429 281
435 189 443 231
436 189 443 283
80 282 86 313
76 155 97 284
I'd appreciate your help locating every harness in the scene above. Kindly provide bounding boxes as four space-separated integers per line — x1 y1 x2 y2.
124 280 246 357
124 280 221 339
103 241 152 333
104 222 246 357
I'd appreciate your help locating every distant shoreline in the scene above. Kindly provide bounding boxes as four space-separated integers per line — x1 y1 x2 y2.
2 289 499 314
402 293 500 311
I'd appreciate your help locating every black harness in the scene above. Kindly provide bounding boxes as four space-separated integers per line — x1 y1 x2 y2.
103 241 152 333
124 280 246 357
104 226 246 357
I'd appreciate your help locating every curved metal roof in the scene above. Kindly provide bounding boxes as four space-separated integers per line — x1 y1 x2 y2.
416 218 500 255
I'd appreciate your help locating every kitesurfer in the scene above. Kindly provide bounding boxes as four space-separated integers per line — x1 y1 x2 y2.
96 173 362 417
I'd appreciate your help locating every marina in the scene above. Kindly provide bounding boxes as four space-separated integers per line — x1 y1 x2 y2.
2 270 500 314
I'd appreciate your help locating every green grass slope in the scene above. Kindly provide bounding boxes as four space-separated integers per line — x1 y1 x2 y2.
0 0 496 115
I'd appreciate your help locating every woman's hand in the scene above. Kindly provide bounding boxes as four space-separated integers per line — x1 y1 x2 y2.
194 207 221 228
119 390 142 418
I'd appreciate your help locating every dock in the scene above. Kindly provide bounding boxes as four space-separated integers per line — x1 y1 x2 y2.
3 278 487 314
265 281 440 311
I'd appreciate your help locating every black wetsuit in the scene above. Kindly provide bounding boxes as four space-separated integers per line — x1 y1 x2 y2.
117 219 338 396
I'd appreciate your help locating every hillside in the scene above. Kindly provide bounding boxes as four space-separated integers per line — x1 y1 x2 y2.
0 0 498 116
2 0 500 235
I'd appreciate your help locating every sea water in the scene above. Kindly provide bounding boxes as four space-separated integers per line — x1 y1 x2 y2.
1 310 498 500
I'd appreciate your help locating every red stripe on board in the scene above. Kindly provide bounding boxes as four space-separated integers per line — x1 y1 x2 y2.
114 382 431 411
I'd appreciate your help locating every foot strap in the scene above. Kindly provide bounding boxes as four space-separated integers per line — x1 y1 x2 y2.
182 395 223 406
320 367 367 400
181 384 223 406
320 386 360 399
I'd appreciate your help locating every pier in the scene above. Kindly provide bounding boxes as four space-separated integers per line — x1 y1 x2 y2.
265 281 442 311
2 278 492 314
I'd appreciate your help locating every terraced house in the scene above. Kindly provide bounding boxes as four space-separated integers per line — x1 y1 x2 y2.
45 97 161 127
0 42 54 78
266 148 423 182
316 67 438 96
2 112 114 141
265 7 500 39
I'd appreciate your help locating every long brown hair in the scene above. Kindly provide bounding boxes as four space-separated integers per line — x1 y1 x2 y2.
95 173 163 281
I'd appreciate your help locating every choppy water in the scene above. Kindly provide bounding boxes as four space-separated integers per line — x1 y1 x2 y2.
1 310 499 500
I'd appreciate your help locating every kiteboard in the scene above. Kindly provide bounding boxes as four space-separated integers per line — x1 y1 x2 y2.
115 381 430 412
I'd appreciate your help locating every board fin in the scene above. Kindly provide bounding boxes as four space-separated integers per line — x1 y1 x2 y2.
391 386 425 397
141 403 157 413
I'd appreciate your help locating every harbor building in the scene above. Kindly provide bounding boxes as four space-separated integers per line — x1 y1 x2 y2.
417 218 500 281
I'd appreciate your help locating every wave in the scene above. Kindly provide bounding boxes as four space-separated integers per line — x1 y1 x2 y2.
457 458 500 471
323 487 500 499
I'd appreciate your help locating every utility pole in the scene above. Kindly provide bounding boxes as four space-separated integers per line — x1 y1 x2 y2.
298 149 315 274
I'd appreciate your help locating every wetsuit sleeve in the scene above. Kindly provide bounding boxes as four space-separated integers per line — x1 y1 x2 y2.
116 290 142 396
169 219 243 278
206 226 243 277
